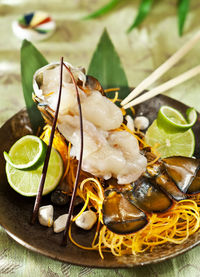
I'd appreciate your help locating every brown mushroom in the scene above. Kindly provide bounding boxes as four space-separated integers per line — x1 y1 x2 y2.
187 169 200 194
163 156 200 193
129 177 173 213
155 172 186 201
103 190 148 235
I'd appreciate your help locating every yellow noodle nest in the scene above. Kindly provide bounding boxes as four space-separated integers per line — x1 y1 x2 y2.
40 111 200 259
69 177 200 259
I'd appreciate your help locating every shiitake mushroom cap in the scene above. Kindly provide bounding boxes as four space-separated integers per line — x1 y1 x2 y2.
129 177 173 213
85 75 104 95
146 156 200 198
155 171 186 201
103 189 148 235
187 169 200 194
102 157 200 235
77 75 104 95
163 156 200 193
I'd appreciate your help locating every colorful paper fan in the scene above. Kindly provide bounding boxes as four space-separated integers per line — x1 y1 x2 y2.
12 11 56 41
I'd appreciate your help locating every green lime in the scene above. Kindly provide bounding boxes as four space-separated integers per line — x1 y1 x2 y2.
6 148 63 196
145 120 195 158
4 135 47 170
157 106 197 133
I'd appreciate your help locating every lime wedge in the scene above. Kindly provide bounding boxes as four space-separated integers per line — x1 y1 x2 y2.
6 148 63 196
157 106 197 133
4 135 47 170
145 120 195 158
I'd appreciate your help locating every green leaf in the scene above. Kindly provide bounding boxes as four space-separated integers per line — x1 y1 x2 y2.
83 0 121 20
88 29 129 99
20 40 48 134
178 0 190 36
127 0 154 33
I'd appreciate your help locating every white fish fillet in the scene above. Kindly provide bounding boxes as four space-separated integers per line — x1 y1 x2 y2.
34 64 147 184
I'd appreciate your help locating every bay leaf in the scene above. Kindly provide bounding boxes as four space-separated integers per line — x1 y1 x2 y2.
127 0 154 33
87 29 129 100
178 0 190 36
20 40 48 134
83 0 121 20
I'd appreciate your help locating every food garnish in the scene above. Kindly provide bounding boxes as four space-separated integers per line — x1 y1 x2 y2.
145 120 195 158
4 135 47 170
31 57 64 224
54 214 69 233
38 205 54 227
5 146 63 197
102 189 148 235
61 62 84 246
157 105 197 133
75 210 97 230
134 116 149 130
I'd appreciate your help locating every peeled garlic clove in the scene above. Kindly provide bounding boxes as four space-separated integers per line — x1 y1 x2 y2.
38 205 54 227
53 214 69 233
125 115 134 132
75 210 97 230
134 116 149 130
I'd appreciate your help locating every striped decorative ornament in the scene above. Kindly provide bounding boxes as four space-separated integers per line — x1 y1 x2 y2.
12 11 56 41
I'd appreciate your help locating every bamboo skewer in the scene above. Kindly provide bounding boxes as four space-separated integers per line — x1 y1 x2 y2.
121 31 200 107
31 57 64 224
123 65 200 109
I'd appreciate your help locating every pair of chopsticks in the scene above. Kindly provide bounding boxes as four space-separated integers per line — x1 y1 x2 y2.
121 31 200 109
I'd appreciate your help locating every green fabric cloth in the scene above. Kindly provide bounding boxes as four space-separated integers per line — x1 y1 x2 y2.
1 0 200 276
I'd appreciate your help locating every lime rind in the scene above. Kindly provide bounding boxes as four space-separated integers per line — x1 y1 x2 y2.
6 148 63 197
4 135 47 170
3 152 13 166
157 106 197 133
145 119 195 158
186 107 197 124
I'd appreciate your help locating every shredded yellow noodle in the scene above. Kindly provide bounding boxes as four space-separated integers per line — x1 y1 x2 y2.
41 122 200 259
70 177 200 259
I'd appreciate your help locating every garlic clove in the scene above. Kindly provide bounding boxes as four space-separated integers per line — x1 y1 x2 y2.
75 210 97 230
53 214 69 233
125 115 135 132
134 116 149 130
38 205 54 227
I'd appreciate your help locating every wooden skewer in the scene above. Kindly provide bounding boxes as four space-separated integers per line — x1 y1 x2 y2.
62 63 84 246
31 57 64 224
121 30 200 106
123 65 200 109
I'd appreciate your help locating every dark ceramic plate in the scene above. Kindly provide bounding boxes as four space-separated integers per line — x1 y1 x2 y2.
0 94 200 268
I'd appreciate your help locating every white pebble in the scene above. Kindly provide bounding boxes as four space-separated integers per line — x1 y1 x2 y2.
125 115 135 131
75 210 97 230
38 205 54 227
53 214 69 233
134 116 149 130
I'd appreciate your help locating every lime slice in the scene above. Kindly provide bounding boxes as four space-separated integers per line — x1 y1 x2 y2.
6 148 63 196
157 106 197 133
145 120 195 158
3 135 47 170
